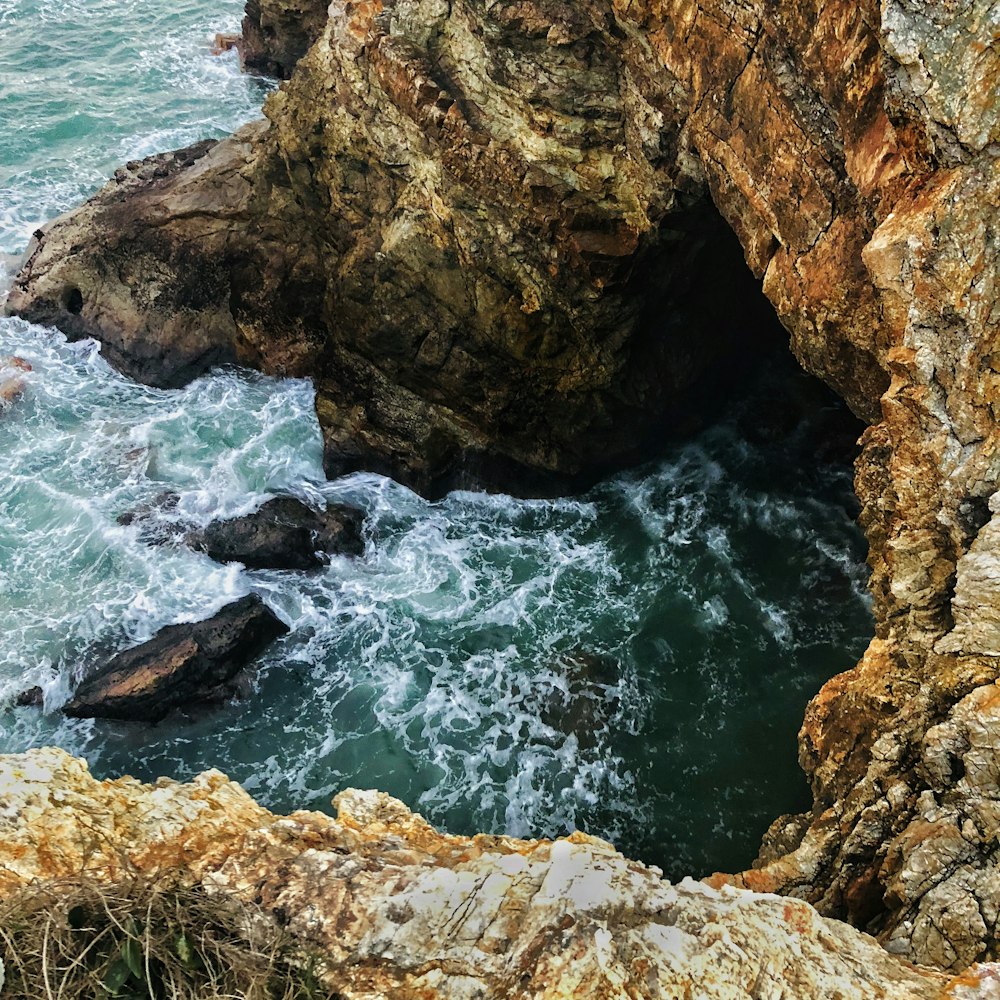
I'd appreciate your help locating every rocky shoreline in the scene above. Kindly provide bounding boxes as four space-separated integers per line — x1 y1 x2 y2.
3 0 1000 989
1 746 993 998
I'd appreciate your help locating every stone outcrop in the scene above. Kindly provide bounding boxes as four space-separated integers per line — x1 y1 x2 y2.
2 746 991 1000
4 0 781 498
63 594 289 722
5 0 1000 975
186 496 366 568
238 0 330 78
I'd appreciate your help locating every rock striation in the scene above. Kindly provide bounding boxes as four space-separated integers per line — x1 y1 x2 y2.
0 746 988 1000
5 0 1000 975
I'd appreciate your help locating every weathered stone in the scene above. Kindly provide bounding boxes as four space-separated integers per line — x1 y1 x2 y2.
4 0 785 498
6 0 1000 973
63 594 289 722
185 496 365 568
238 0 329 78
0 748 976 999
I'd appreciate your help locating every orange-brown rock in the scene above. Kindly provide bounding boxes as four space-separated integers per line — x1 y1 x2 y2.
6 0 1000 972
0 747 979 999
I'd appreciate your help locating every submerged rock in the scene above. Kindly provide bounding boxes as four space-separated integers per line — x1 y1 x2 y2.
185 496 365 569
63 594 288 722
0 747 971 999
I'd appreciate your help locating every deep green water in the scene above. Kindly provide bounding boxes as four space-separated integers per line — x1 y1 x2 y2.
0 0 873 878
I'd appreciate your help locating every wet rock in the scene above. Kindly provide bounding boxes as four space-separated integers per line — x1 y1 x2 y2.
4 1 782 498
185 496 365 568
6 133 254 390
14 686 43 708
0 356 31 407
116 490 188 545
237 0 328 78
63 594 289 723
212 32 240 56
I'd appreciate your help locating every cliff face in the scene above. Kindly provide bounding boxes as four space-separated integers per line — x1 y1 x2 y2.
6 0 784 497
6 0 1000 974
0 747 981 1000
238 0 329 77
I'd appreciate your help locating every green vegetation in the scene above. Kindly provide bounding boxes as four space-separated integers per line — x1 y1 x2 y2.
0 877 334 1000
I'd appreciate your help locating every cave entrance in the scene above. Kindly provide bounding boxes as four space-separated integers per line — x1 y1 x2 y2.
625 195 865 467
581 194 874 876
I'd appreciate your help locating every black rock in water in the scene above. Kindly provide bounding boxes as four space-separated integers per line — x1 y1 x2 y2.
63 594 289 723
15 686 43 707
185 497 365 569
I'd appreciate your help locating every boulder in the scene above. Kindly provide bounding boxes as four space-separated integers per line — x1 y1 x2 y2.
63 594 289 722
185 496 365 568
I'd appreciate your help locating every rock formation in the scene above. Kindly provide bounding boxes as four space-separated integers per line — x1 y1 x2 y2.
4 0 780 498
238 0 329 78
4 0 1000 975
63 594 289 722
2 746 992 1000
186 496 366 568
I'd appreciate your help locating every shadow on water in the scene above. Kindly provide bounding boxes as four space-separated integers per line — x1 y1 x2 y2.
0 315 871 880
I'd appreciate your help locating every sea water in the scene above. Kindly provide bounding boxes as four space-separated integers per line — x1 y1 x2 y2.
0 0 873 878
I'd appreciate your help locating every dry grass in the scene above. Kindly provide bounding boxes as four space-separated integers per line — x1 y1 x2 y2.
0 876 334 999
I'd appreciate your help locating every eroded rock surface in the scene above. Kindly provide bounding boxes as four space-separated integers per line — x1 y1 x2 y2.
6 0 1000 973
63 594 289 722
5 0 781 497
0 747 985 1000
238 0 330 77
186 496 366 568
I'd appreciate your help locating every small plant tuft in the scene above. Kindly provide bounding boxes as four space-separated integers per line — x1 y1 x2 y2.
0 876 334 1000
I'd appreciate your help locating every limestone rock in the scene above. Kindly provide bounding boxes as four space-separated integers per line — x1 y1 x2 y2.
63 594 289 722
937 494 1000 657
0 748 269 894
0 748 972 999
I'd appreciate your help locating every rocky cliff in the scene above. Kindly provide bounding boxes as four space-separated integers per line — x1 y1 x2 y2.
0 747 990 999
5 0 1000 977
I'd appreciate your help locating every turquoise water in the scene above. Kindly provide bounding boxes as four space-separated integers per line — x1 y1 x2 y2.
0 0 873 877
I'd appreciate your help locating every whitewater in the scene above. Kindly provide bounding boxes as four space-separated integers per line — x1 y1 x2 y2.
0 0 873 878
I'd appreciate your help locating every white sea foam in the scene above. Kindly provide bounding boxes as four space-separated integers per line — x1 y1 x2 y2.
0 0 874 875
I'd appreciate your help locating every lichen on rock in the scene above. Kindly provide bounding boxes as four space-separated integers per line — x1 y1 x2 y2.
0 747 983 999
